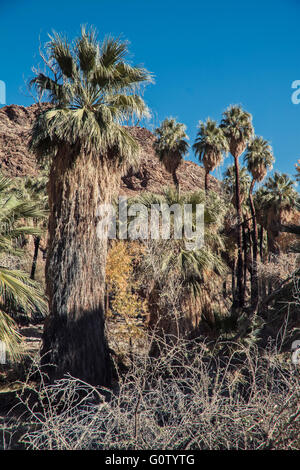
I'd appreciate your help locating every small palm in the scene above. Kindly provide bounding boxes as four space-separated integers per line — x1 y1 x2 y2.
220 105 254 158
154 118 189 192
193 118 228 192
244 136 274 182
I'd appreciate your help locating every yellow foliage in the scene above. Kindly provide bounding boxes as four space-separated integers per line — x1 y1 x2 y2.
105 241 148 344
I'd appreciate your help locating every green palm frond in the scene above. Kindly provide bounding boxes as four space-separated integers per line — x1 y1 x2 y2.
154 118 189 174
0 268 47 315
0 310 22 361
0 268 47 360
30 26 153 173
0 174 48 358
127 188 227 298
48 31 76 79
154 117 189 157
254 172 299 231
244 136 274 182
220 105 254 157
76 26 99 74
263 172 298 210
193 118 229 172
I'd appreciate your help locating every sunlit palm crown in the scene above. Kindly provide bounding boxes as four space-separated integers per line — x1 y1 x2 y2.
192 118 229 173
254 173 298 231
153 118 189 173
244 136 274 182
30 27 153 171
262 172 299 211
220 105 254 158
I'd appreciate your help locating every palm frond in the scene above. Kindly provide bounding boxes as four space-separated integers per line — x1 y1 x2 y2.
193 118 229 173
244 136 274 182
30 25 153 174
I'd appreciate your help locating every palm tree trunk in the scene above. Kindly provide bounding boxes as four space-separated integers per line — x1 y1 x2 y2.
231 258 236 302
172 170 180 196
249 179 259 310
204 171 209 194
242 219 248 302
260 225 264 260
30 236 41 280
41 145 112 386
233 156 244 308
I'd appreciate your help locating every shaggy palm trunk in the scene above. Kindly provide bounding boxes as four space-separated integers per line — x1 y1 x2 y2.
30 236 40 280
249 179 259 310
233 155 244 308
41 145 113 386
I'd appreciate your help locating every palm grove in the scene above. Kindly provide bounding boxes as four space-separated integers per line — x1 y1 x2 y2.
0 27 299 387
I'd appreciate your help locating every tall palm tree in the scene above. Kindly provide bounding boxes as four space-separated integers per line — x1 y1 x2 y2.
30 27 152 385
0 174 47 360
193 118 229 193
244 136 274 308
220 105 254 309
223 165 251 303
154 118 189 194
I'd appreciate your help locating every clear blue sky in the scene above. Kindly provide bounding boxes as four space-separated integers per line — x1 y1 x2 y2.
1 0 300 181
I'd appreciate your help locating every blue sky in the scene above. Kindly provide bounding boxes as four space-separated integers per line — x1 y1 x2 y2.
1 0 300 181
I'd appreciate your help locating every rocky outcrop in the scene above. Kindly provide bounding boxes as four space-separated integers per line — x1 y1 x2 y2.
0 103 220 194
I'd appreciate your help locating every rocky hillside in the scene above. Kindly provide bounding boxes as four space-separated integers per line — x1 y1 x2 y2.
0 103 220 194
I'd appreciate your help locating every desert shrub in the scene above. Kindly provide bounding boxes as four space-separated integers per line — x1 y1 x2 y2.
257 253 298 288
16 338 300 450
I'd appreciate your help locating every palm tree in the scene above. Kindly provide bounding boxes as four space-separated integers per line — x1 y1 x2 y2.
127 188 226 353
244 136 274 308
13 176 48 280
30 27 152 385
220 105 254 308
259 172 298 254
154 118 189 194
0 174 47 360
193 118 229 193
223 165 251 304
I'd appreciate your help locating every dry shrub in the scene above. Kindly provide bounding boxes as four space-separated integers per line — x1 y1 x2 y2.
257 253 299 288
13 338 300 450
